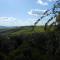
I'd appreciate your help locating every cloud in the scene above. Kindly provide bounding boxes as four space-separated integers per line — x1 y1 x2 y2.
28 9 46 16
0 17 16 21
28 10 38 16
0 17 17 23
0 17 17 26
37 0 57 6
0 17 34 26
37 0 48 6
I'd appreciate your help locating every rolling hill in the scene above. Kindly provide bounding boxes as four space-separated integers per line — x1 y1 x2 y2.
0 26 45 36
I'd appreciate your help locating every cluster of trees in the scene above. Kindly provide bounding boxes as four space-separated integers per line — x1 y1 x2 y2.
33 0 60 31
0 32 60 60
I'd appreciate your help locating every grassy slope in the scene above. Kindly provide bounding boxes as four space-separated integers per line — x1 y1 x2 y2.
9 26 45 36
0 26 45 36
0 26 60 60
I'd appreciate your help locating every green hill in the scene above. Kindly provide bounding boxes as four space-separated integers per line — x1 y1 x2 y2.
0 26 45 36
0 26 60 60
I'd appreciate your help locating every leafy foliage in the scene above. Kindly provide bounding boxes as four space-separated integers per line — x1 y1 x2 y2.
0 30 60 60
33 0 60 31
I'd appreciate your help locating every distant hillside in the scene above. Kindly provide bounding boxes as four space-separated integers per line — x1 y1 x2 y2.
0 26 18 29
0 26 45 36
0 26 8 29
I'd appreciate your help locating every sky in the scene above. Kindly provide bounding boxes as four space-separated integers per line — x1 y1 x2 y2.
0 0 57 26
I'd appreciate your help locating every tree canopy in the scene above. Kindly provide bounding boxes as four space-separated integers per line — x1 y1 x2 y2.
33 0 60 31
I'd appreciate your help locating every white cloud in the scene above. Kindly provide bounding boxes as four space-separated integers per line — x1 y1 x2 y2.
28 9 46 16
37 0 48 6
0 17 16 21
37 0 57 6
0 17 17 26
28 10 38 16
0 17 34 26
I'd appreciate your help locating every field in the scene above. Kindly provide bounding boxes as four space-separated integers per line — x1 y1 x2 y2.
0 26 60 60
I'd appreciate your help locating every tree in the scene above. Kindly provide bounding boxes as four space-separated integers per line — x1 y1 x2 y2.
33 0 60 31
56 12 60 31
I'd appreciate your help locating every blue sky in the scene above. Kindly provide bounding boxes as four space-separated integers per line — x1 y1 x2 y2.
0 0 56 26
